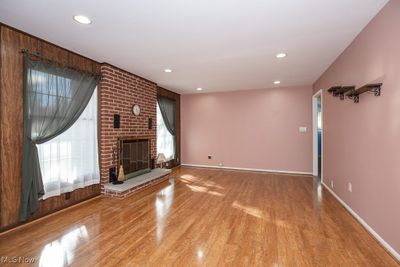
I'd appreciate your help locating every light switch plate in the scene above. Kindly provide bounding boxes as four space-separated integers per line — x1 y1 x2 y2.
299 126 307 132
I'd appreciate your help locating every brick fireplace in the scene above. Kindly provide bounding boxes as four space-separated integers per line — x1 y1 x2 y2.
99 63 161 197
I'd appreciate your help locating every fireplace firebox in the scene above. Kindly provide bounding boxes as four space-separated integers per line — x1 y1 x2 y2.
119 137 151 180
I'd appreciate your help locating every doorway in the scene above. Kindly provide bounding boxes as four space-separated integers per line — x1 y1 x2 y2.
312 90 323 180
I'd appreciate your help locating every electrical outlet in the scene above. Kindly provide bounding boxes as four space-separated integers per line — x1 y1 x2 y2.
299 126 307 133
330 180 334 188
219 163 223 166
208 155 212 159
348 182 352 193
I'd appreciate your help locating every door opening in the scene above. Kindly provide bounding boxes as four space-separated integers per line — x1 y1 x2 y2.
313 90 323 180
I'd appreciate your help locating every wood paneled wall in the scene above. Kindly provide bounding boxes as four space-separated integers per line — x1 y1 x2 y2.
0 25 2 230
0 25 101 231
157 87 181 168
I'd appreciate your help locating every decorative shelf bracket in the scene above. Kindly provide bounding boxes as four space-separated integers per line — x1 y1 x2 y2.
345 83 382 103
368 83 382 96
347 91 359 103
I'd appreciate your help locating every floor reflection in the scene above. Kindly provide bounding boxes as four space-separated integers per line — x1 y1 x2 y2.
317 183 322 202
232 201 263 219
180 174 198 182
312 178 323 214
181 174 225 197
39 226 88 267
180 174 224 189
196 247 205 263
155 181 175 243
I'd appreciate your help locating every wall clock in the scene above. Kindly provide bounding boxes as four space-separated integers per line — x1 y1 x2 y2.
132 104 141 116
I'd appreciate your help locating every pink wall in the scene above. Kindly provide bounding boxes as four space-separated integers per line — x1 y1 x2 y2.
314 0 400 255
181 86 313 173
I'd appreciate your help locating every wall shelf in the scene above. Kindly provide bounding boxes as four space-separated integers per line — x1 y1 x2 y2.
328 86 356 100
334 86 355 100
328 86 341 95
346 83 382 103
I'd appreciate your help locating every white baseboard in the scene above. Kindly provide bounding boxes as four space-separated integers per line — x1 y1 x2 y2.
322 182 400 262
181 163 312 176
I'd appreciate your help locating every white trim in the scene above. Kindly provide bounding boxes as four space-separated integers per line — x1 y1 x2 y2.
322 182 400 261
312 89 323 182
181 164 312 176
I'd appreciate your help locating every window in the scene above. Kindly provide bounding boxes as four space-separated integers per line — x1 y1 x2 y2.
37 88 99 200
157 104 175 160
30 69 72 117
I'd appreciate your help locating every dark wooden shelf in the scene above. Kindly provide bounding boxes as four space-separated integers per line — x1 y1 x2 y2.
334 86 355 100
346 83 382 103
328 86 356 100
328 86 341 94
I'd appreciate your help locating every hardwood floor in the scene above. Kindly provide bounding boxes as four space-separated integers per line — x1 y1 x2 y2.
0 167 398 266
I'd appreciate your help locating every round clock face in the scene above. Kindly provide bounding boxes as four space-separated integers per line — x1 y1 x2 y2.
132 104 140 116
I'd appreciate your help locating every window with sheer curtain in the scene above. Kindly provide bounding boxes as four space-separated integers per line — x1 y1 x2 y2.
37 88 100 200
157 104 175 160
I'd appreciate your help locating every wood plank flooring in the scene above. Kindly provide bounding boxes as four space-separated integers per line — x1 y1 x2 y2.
0 167 398 266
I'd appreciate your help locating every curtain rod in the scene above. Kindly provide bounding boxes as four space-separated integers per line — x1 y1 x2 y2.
21 48 48 60
21 49 102 79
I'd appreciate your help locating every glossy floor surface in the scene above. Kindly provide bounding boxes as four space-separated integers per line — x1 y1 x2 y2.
0 167 398 266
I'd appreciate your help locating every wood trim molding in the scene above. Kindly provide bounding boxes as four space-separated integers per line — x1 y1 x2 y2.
0 25 2 223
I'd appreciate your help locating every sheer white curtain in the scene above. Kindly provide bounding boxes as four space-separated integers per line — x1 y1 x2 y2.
37 88 99 200
157 104 175 160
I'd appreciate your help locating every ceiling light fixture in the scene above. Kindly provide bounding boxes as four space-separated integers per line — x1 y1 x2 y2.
73 15 92 25
196 87 203 91
274 80 281 85
164 69 172 73
276 53 287 58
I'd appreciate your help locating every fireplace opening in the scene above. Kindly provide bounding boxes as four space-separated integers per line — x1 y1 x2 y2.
119 137 151 180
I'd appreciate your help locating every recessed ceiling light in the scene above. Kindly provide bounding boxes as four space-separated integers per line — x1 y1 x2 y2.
73 15 92 25
276 53 287 58
274 80 281 85
164 69 172 73
196 87 203 91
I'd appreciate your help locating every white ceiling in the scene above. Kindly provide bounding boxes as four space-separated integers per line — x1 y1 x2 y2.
0 0 388 94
